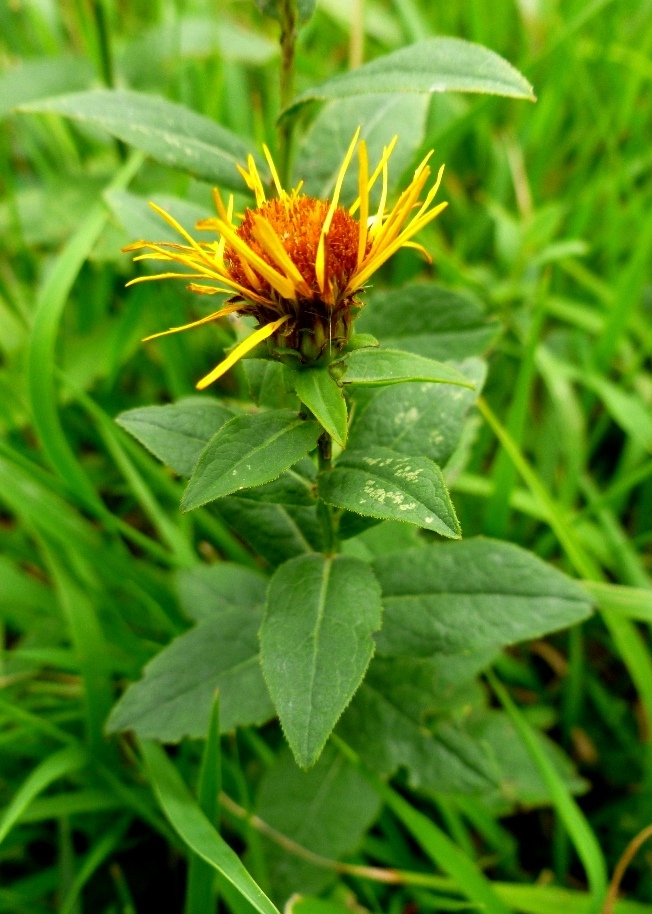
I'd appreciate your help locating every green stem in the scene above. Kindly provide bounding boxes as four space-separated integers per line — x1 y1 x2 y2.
277 0 298 188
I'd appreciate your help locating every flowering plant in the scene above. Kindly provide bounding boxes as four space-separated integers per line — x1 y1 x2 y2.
21 2 601 910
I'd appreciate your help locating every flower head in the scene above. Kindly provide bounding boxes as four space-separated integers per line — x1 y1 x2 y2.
125 129 447 389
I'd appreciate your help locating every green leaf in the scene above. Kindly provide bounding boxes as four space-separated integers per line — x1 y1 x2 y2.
106 607 274 741
355 283 500 360
468 710 587 808
337 657 498 795
294 94 429 204
218 496 323 566
348 359 485 466
338 348 475 388
0 56 94 120
140 740 280 914
254 745 381 899
106 189 211 246
181 410 321 511
117 398 233 477
177 563 268 622
284 37 535 117
374 539 593 659
294 367 348 447
21 90 260 188
319 447 459 536
243 359 300 410
255 0 316 24
260 554 382 768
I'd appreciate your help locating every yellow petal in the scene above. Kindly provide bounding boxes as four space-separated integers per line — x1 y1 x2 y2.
214 218 297 300
262 144 285 199
250 214 312 297
195 315 290 390
148 203 217 271
356 139 369 266
349 135 397 216
142 302 243 342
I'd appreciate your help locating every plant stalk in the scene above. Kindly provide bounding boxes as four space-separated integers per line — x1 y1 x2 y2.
317 432 338 555
277 0 298 188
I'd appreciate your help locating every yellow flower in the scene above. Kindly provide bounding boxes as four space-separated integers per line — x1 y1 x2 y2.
124 128 447 389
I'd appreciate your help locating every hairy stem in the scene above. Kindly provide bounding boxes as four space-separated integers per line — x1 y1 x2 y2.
277 0 298 187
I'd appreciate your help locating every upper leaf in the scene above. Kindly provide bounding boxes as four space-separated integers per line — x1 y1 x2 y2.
260 554 382 768
319 447 460 536
355 283 500 361
181 410 321 511
21 90 261 188
338 348 475 388
106 607 274 741
117 398 233 477
374 538 594 658
294 367 348 447
347 358 485 467
284 37 535 117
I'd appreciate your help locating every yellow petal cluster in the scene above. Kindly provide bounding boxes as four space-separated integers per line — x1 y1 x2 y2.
125 129 447 389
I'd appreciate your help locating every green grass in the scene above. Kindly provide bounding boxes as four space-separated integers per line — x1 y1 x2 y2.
1 0 651 912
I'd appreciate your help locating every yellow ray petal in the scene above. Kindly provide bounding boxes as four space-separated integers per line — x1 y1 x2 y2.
250 214 312 297
368 153 389 241
148 203 218 271
142 302 244 342
126 271 217 287
316 127 361 292
357 139 369 267
349 135 398 216
262 144 285 199
195 315 290 390
237 154 266 207
214 218 297 300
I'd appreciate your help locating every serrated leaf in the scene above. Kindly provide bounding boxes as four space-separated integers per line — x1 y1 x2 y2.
294 367 348 447
21 90 260 188
260 554 382 768
338 348 474 388
374 538 593 658
284 37 535 117
182 410 321 511
106 607 274 741
117 398 233 477
355 283 500 360
319 447 459 536
337 656 499 794
254 745 381 899
177 563 268 622
348 358 485 466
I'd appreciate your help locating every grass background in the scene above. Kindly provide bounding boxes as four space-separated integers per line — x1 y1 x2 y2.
1 0 651 911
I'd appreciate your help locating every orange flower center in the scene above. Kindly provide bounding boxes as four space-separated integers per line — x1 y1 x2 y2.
226 195 362 301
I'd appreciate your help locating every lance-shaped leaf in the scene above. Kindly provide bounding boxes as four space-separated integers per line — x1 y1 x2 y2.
182 410 321 511
337 348 474 388
106 606 274 741
260 554 382 768
294 367 348 447
319 447 460 536
21 90 261 188
284 37 535 117
117 398 233 477
374 539 594 659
